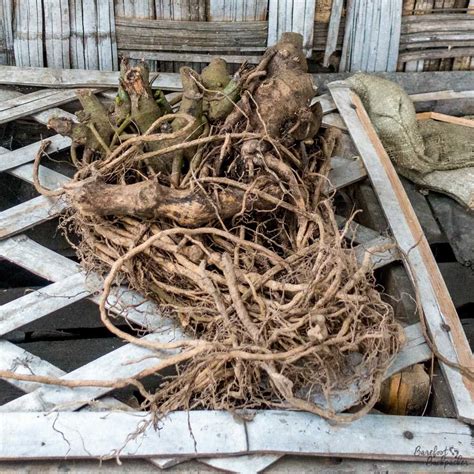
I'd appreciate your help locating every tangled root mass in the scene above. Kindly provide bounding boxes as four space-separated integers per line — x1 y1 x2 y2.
43 33 403 422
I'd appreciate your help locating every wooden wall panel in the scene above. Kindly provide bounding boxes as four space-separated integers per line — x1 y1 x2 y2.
70 0 117 71
0 0 14 65
267 0 316 56
43 0 71 68
13 0 44 67
340 0 402 72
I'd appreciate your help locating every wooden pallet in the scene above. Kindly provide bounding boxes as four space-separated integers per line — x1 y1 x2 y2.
0 80 472 469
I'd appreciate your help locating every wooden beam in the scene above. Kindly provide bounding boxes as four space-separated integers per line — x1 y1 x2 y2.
410 89 474 102
0 66 182 91
0 411 471 461
416 111 474 128
329 83 474 424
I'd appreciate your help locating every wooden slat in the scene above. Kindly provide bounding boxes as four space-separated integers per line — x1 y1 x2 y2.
400 47 474 62
330 83 474 424
410 89 474 101
0 0 14 65
208 0 268 21
0 89 81 124
0 411 471 460
43 0 70 68
70 0 117 71
7 162 70 191
115 18 267 53
267 0 316 57
0 329 181 412
416 111 474 127
321 112 347 130
0 235 171 332
0 341 66 394
125 50 262 64
0 273 94 336
326 156 367 192
323 0 344 67
97 0 118 71
13 0 43 67
340 0 402 72
311 93 337 114
0 65 182 91
0 195 67 240
0 134 71 172
354 235 400 270
199 455 282 473
115 0 155 18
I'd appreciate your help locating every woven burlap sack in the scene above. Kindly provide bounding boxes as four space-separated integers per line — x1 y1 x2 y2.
419 120 474 171
346 73 433 174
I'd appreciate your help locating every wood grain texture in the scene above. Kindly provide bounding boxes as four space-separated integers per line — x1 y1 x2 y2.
267 0 316 57
0 273 93 336
0 0 14 65
70 0 117 71
340 0 402 72
0 65 181 90
0 134 71 172
416 111 474 127
43 0 70 68
323 0 344 67
0 410 471 460
13 0 43 67
0 195 68 240
330 83 474 424
0 89 81 124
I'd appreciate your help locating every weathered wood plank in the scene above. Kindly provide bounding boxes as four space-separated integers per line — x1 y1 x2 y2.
115 18 267 53
200 455 282 472
13 0 43 67
326 156 367 192
354 235 400 270
115 0 155 18
97 0 118 71
400 47 474 62
0 195 68 240
0 330 180 412
323 0 344 67
0 411 471 460
0 235 170 332
43 0 70 69
321 112 347 130
0 0 14 65
340 0 402 72
125 50 262 64
410 89 474 101
69 1 116 71
311 93 337 114
0 65 181 91
0 89 81 125
416 111 474 127
267 0 316 57
0 273 94 336
330 83 474 424
0 135 71 173
0 341 66 394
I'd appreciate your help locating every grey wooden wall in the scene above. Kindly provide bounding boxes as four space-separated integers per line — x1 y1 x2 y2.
0 1 472 73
